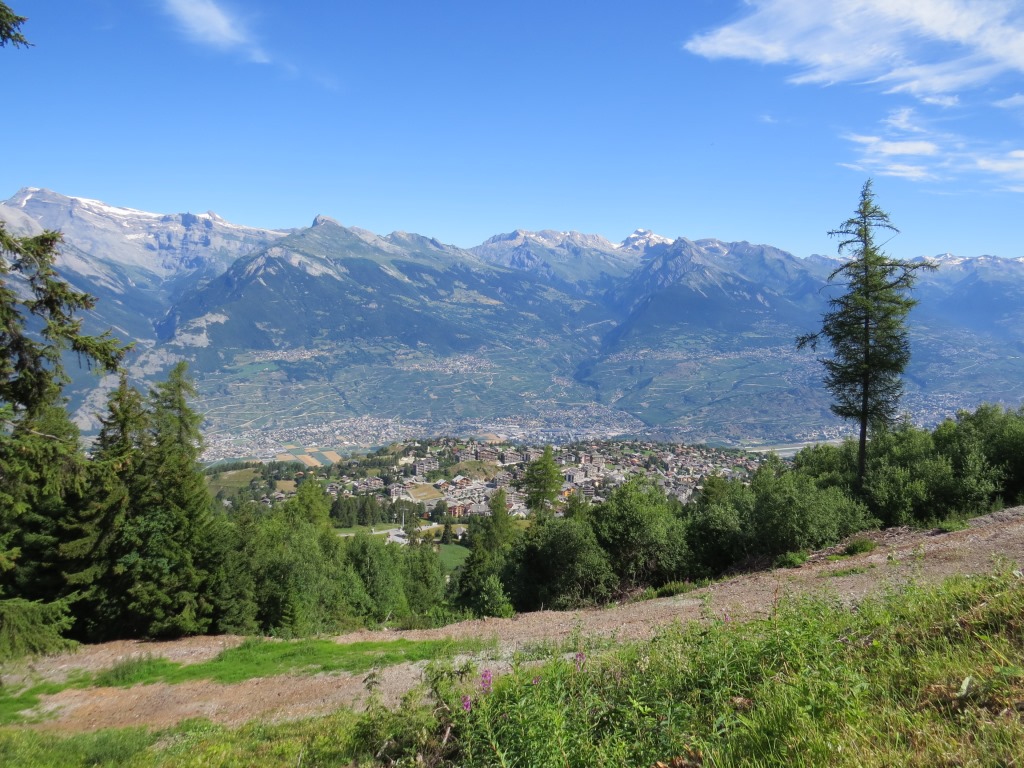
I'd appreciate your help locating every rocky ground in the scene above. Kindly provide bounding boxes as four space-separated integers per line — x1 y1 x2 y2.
10 507 1024 733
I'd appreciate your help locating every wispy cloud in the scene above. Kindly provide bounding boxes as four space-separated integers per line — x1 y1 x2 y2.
921 95 959 108
843 133 939 180
687 1 1024 190
843 108 1024 187
883 107 926 134
847 135 939 157
162 0 268 63
684 1 1024 100
994 93 1024 109
976 150 1024 178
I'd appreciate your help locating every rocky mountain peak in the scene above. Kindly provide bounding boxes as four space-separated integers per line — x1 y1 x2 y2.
311 214 341 228
618 228 673 252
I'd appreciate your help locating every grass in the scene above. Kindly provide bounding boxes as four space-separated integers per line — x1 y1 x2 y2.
443 568 1024 767
0 636 494 727
0 727 158 767
633 579 711 603
438 543 471 572
103 636 494 686
825 564 876 578
448 460 498 480
406 484 443 502
204 467 258 496
3 570 1024 766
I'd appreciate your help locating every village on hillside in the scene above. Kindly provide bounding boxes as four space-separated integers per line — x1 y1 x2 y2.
225 439 767 535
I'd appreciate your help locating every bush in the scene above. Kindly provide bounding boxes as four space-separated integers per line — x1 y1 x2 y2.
506 517 616 611
865 423 1000 526
948 404 1024 505
589 478 689 587
843 537 878 556
748 456 872 557
686 502 746 576
774 551 808 568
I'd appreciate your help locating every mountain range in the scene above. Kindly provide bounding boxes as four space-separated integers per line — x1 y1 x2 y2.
3 187 1023 455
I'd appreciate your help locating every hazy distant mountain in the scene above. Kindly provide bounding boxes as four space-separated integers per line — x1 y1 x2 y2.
157 215 593 367
470 228 655 294
3 188 1023 448
0 188 286 341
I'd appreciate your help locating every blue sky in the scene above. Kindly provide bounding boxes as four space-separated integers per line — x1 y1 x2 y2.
5 0 1024 259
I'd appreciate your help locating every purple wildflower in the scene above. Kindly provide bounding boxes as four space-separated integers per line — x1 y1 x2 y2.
480 669 493 694
462 695 472 712
574 651 586 671
532 676 541 686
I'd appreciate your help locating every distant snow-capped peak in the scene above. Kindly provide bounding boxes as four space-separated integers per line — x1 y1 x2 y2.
482 229 618 251
617 228 673 251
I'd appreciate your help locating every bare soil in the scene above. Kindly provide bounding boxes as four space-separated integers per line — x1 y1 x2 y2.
10 507 1024 733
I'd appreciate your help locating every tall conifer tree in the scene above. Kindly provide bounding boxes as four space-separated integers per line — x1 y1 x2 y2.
520 446 562 517
62 376 148 639
797 180 933 487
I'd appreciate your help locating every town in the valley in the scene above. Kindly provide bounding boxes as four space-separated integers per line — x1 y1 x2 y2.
217 437 768 539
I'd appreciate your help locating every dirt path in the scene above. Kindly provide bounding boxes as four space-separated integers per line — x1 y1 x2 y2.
13 507 1024 733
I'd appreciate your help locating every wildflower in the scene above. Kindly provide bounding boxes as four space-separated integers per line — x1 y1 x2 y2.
532 676 541 686
575 651 586 671
480 669 493 694
462 695 472 712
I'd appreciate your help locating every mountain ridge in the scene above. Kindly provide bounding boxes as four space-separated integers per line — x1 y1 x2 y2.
3 187 1022 450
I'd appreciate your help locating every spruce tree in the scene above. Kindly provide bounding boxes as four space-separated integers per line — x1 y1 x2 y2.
1 227 128 577
1 223 127 652
797 180 933 487
0 11 130 654
109 363 219 637
62 376 149 640
146 362 220 635
3 398 85 603
489 487 511 536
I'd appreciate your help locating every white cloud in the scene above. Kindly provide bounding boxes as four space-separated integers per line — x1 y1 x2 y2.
684 0 1024 100
162 0 268 63
688 2 1024 191
875 163 935 181
883 107 926 133
921 94 959 107
994 93 1024 109
976 150 1024 177
847 135 939 156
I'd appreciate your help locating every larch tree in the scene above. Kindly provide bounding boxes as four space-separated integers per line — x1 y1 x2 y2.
0 2 29 49
520 445 563 518
797 179 933 488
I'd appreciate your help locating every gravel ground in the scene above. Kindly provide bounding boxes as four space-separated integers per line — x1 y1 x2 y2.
10 506 1024 733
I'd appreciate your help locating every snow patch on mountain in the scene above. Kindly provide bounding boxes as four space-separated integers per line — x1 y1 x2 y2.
617 228 672 251
170 312 230 348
